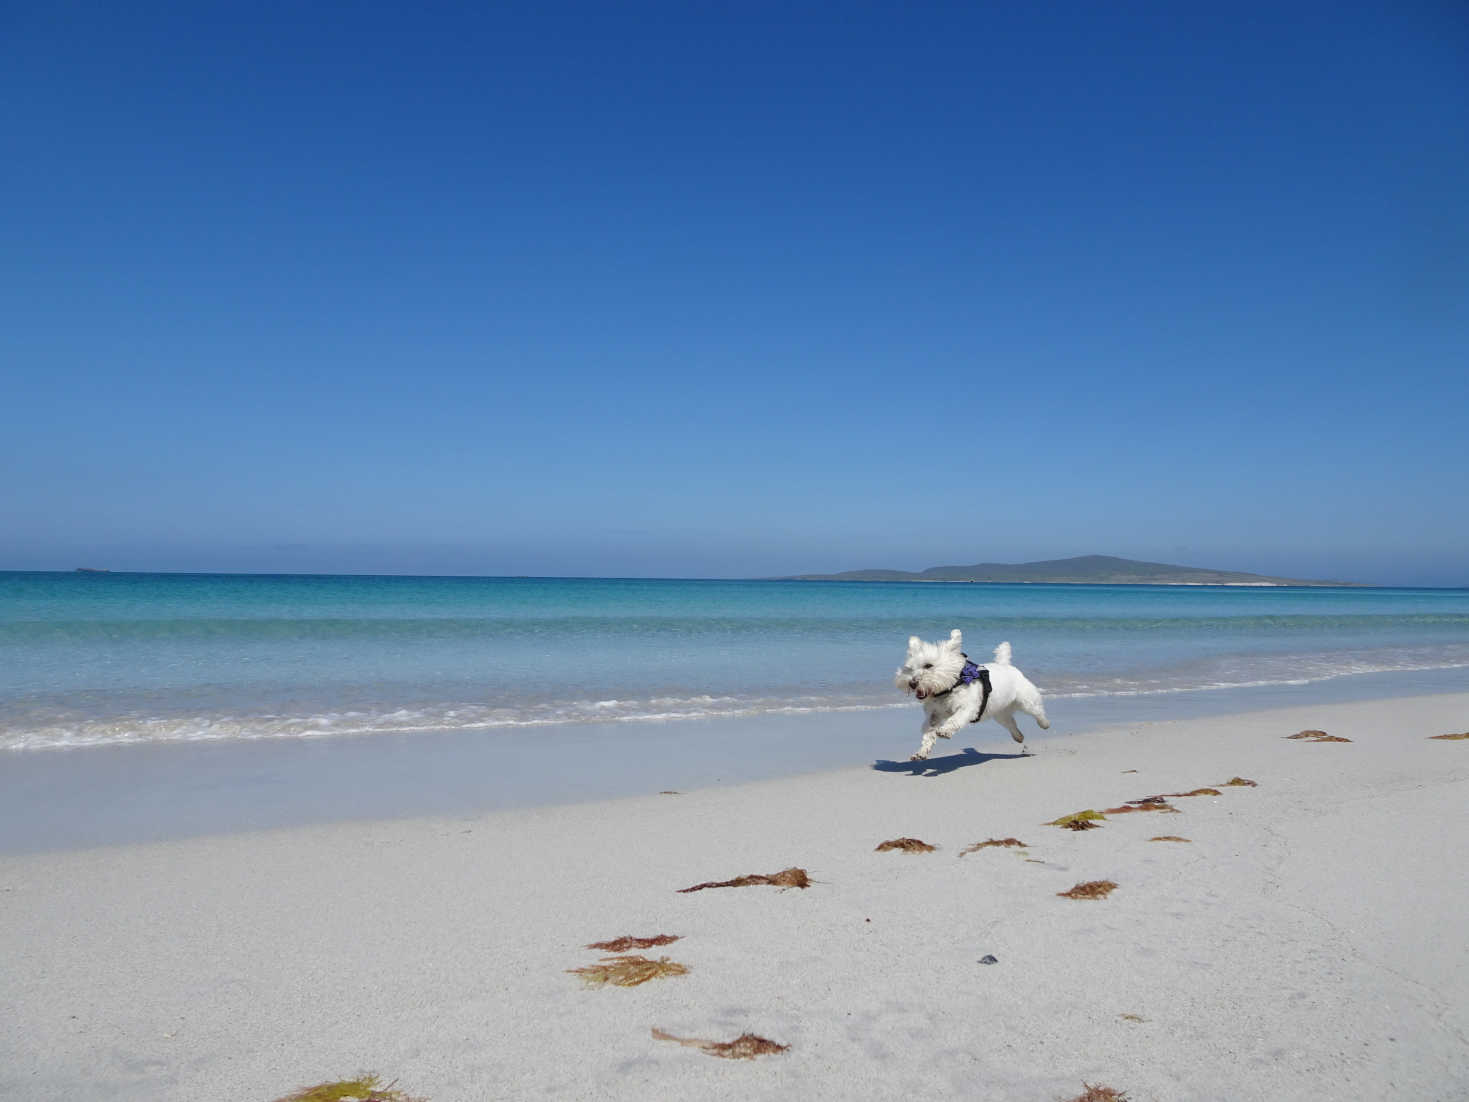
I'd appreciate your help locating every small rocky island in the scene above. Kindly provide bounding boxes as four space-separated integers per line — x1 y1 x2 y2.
781 554 1348 586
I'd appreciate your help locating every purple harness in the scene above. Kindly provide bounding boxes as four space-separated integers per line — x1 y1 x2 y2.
950 656 993 723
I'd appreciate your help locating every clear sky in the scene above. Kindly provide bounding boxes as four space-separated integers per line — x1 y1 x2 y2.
3 2 1466 585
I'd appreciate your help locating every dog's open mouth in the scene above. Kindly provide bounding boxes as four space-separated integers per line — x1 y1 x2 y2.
914 688 928 700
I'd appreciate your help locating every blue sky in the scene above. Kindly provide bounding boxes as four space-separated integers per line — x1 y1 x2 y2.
3 2 1466 584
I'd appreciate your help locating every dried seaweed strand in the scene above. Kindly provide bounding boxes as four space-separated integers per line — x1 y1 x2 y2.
272 1075 425 1102
567 955 688 987
585 934 680 952
875 837 936 853
1286 729 1352 742
1064 1085 1130 1102
1129 787 1220 802
677 867 810 893
959 837 1027 856
651 1028 788 1059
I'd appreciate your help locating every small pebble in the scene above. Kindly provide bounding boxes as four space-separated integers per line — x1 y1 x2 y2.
978 955 998 965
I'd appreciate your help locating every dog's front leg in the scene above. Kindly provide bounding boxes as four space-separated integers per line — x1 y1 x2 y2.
912 710 948 760
934 717 969 743
913 725 940 760
915 708 966 759
933 701 976 743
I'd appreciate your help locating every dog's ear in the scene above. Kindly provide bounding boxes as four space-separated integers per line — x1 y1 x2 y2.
907 635 922 652
947 628 963 650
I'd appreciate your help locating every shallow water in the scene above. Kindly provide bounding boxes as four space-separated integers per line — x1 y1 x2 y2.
2 666 1465 854
3 571 1467 752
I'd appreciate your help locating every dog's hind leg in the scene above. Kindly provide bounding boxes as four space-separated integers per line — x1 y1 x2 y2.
1020 690 1051 730
998 713 1032 754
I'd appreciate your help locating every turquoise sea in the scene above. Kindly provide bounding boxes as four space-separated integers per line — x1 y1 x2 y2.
3 571 1468 753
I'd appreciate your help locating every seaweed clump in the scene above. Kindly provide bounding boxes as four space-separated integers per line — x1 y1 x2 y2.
1429 732 1469 741
1286 729 1351 743
1058 880 1118 900
1221 777 1258 787
959 837 1027 856
1046 810 1106 831
1149 835 1191 843
677 867 810 893
652 1028 788 1059
875 837 936 853
585 934 680 952
272 1075 425 1102
1063 1085 1129 1102
568 955 688 988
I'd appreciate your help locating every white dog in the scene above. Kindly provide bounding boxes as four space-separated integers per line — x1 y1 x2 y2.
894 629 1050 760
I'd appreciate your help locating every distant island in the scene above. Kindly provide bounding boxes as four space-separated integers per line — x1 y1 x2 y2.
780 554 1351 587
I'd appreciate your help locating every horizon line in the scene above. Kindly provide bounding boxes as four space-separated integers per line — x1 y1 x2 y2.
7 566 1465 590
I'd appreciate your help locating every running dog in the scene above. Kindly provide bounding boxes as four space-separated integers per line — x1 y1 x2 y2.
894 629 1049 760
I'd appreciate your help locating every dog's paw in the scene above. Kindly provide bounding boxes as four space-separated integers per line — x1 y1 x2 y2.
909 752 930 761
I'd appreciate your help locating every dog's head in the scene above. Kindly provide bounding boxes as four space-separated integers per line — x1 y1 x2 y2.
895 629 966 700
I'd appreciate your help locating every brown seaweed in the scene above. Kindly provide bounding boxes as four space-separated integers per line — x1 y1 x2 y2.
959 837 1027 856
1046 810 1106 830
651 1028 788 1059
875 837 936 853
1063 1085 1129 1102
585 934 680 952
567 955 688 987
1286 729 1351 742
1130 788 1220 802
677 867 811 893
272 1075 425 1102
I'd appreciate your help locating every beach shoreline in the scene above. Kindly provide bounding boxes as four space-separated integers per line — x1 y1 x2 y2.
3 663 1467 856
3 690 1467 1100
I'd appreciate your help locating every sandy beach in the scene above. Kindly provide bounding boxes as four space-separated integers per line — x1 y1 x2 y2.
3 692 1467 1101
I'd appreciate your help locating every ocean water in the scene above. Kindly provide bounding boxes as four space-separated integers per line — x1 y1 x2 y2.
3 571 1468 754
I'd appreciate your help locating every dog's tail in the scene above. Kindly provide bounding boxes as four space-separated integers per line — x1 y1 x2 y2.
992 641 1013 665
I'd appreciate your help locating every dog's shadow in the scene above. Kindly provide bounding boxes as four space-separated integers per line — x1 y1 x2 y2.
872 747 1031 777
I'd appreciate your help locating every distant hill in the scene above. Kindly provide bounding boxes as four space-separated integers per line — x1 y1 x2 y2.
781 554 1350 587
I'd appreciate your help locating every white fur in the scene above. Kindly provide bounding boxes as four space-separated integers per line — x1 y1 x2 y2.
893 629 1050 760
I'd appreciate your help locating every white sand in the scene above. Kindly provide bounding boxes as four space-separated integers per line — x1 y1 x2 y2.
3 693 1467 1101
